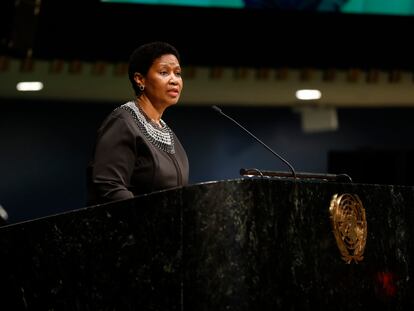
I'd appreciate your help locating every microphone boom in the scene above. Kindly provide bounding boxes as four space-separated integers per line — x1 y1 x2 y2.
212 105 297 179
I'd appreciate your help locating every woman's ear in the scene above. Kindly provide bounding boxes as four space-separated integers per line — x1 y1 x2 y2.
134 72 144 84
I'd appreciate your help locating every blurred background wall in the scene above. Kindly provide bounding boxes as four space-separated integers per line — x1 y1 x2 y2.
1 0 414 223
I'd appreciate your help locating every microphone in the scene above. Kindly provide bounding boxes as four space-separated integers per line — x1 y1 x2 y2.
211 105 297 179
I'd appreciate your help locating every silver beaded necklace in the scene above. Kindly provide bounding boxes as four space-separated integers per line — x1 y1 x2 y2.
118 101 175 154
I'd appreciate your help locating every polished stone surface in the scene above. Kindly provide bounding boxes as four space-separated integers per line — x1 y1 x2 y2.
0 178 413 310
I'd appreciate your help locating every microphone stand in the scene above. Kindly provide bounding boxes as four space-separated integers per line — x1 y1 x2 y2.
240 168 353 183
211 105 353 183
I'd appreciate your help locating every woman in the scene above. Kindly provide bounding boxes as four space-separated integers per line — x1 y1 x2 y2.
87 41 189 205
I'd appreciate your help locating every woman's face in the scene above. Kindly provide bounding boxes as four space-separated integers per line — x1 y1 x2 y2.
143 54 183 108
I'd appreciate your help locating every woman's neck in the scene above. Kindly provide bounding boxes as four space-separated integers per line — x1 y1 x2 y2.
135 97 163 125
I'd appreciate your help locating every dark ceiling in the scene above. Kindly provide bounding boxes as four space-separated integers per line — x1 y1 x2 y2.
1 0 414 70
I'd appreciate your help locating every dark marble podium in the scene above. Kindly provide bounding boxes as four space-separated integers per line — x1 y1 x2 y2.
0 178 414 310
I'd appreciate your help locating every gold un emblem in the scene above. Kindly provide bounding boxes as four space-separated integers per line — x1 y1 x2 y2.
329 193 367 264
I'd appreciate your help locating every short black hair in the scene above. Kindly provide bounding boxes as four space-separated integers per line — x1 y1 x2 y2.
128 41 181 96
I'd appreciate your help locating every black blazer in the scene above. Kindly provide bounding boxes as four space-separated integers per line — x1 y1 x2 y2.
87 102 189 205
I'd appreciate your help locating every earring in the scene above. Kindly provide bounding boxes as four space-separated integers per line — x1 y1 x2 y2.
139 85 145 91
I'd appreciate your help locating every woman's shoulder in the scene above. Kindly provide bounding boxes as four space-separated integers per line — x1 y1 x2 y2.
97 101 137 130
111 101 136 117
101 101 136 123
